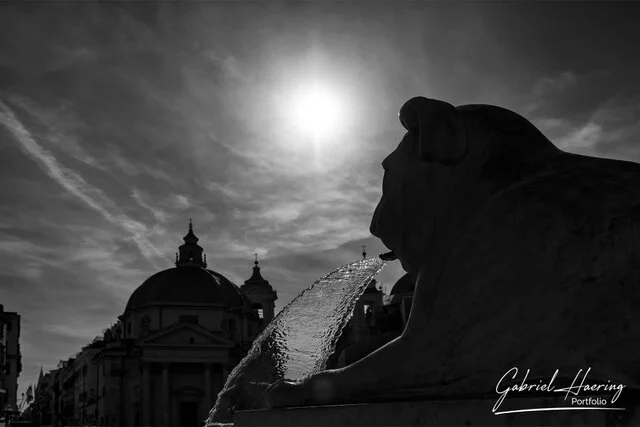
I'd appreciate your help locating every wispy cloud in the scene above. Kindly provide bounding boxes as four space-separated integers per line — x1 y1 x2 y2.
0 98 164 269
533 97 640 159
169 194 191 210
522 71 579 116
533 71 577 97
557 122 602 150
9 95 100 167
132 189 169 223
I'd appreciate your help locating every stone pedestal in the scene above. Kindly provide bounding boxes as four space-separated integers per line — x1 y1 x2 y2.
234 395 639 426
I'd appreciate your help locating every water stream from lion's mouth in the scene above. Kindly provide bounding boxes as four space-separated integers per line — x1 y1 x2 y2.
206 257 388 425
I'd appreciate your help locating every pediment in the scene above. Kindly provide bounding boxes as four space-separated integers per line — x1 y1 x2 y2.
138 322 234 347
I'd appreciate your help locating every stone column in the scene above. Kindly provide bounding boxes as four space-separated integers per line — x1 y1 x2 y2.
204 364 212 412
142 362 151 426
161 363 170 426
171 392 178 427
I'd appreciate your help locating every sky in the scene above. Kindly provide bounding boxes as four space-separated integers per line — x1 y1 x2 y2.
1 1 639 400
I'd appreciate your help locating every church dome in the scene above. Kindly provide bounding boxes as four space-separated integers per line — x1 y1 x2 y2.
125 266 251 311
124 221 252 312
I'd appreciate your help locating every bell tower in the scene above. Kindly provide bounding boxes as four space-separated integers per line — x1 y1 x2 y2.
240 254 277 328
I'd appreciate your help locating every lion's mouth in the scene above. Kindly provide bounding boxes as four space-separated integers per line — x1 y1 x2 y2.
379 251 397 261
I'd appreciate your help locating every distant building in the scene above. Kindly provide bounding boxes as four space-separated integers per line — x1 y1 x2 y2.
33 222 276 427
0 304 21 422
327 274 414 369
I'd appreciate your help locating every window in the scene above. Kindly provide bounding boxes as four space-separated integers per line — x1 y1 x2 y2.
252 303 264 320
127 323 132 336
228 319 236 334
189 337 195 344
179 315 199 325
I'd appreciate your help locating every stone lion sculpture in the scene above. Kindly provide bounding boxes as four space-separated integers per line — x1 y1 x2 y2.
266 96 640 407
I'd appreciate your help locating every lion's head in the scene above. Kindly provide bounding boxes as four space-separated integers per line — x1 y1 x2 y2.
370 97 562 277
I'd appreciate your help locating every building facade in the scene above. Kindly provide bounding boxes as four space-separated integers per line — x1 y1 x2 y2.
0 304 21 422
33 223 276 427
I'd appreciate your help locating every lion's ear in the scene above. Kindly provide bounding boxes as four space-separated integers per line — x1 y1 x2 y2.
399 97 468 165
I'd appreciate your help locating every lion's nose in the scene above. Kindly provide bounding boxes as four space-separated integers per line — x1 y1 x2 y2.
369 219 377 237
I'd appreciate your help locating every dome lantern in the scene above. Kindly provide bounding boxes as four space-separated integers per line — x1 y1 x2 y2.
175 219 207 268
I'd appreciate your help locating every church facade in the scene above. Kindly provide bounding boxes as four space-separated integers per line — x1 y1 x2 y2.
33 223 277 427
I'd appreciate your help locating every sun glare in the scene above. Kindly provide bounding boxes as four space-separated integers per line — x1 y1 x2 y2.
289 82 345 140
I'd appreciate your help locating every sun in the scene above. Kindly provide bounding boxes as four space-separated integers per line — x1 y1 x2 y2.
289 82 345 140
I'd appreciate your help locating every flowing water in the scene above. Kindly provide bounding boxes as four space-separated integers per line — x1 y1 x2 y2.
206 257 388 425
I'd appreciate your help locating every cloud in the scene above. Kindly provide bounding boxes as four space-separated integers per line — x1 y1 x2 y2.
202 51 244 81
132 189 169 223
557 122 603 150
256 203 304 223
45 46 98 72
0 239 53 281
8 95 100 167
521 71 579 116
210 169 377 257
0 220 157 383
532 97 640 159
0 98 165 269
533 71 577 97
170 194 191 210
